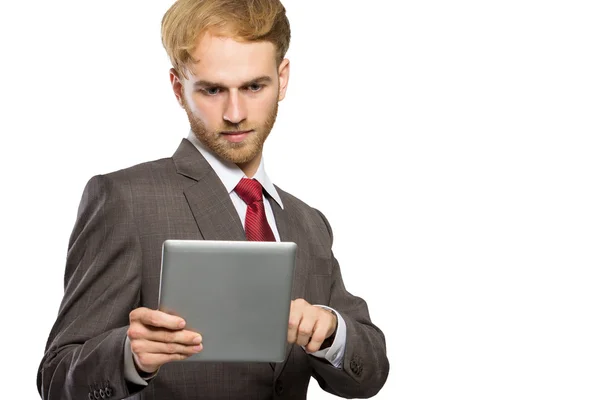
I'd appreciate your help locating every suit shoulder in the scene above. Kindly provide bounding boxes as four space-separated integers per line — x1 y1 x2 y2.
78 156 179 206
102 156 175 184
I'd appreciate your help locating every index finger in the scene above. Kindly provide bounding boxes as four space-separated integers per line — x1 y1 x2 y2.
130 308 186 330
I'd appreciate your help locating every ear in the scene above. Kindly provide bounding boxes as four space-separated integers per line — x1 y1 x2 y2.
169 68 185 108
277 58 290 101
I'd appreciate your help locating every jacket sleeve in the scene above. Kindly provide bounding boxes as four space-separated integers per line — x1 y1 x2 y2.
308 209 390 398
37 174 144 399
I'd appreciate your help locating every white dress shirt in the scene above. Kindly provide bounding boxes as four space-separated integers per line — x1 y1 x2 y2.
124 133 347 385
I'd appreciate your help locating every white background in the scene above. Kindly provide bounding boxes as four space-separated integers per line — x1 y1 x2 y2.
1 0 599 399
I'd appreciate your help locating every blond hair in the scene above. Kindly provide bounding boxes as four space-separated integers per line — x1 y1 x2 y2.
161 0 291 78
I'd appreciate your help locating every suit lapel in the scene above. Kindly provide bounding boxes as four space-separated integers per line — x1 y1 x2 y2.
173 139 246 241
183 182 246 241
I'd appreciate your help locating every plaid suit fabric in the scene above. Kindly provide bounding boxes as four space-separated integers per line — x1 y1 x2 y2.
37 139 389 400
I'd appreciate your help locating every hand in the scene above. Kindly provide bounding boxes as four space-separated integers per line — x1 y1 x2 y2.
288 299 337 353
127 307 203 374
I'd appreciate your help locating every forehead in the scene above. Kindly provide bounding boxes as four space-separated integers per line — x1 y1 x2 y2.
188 32 278 84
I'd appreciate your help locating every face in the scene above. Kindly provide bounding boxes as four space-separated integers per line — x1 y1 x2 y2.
171 32 290 171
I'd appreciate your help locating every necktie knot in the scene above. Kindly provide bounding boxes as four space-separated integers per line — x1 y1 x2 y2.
234 178 264 205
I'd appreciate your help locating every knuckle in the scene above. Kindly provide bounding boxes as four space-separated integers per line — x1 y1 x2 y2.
288 318 299 327
130 341 143 354
130 307 146 320
162 331 174 342
166 343 177 354
127 327 141 339
137 354 147 366
311 332 326 343
299 327 312 336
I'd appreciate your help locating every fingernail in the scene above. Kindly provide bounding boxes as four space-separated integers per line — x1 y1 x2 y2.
193 335 202 344
193 344 203 352
178 320 186 328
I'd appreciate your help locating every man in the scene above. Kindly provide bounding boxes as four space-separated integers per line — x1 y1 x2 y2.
37 0 389 398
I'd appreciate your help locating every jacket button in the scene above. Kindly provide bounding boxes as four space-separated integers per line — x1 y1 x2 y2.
350 358 363 375
88 394 94 400
275 380 284 395
105 386 113 397
350 360 358 372
99 388 106 398
94 389 100 399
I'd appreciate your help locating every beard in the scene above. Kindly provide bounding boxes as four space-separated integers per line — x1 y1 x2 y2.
182 96 278 165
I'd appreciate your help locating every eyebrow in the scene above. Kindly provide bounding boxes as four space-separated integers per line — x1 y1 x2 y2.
193 76 273 89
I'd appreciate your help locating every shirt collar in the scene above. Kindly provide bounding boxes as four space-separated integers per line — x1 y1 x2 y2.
186 131 284 209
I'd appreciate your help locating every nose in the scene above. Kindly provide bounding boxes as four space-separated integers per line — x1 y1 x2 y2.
223 90 247 124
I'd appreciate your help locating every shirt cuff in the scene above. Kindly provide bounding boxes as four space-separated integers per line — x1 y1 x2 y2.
303 305 347 368
124 336 152 386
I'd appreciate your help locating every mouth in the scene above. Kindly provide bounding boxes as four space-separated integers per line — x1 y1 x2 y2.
220 130 253 143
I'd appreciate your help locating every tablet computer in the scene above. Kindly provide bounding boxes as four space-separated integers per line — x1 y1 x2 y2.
158 240 297 362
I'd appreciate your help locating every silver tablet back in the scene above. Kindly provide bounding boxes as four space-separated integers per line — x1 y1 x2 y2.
158 240 297 362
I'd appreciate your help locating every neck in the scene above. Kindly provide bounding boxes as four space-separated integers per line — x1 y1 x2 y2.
236 153 262 178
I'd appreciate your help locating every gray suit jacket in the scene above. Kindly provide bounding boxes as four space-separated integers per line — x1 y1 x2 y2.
37 139 389 399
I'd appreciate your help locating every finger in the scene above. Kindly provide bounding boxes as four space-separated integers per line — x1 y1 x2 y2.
150 342 204 356
287 302 304 344
131 339 203 356
149 327 203 346
134 352 192 373
130 308 186 330
305 318 329 353
296 314 316 347
129 325 202 345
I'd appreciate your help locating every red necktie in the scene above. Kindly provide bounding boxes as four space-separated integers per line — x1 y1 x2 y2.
234 178 276 242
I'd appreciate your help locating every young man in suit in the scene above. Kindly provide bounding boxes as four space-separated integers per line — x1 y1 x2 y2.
37 0 389 398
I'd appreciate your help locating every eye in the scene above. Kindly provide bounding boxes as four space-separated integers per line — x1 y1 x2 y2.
203 87 221 96
247 83 263 92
